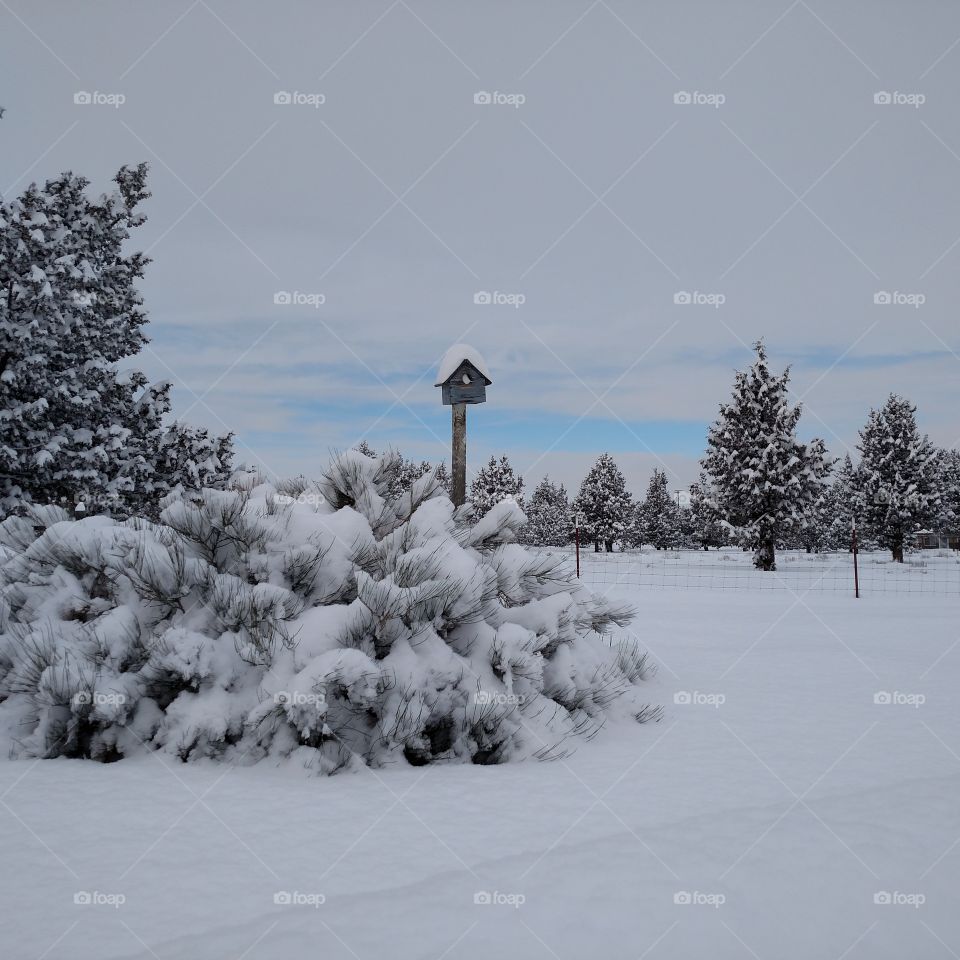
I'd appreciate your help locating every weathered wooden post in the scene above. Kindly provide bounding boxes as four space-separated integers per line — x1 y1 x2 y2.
451 403 467 506
435 344 492 508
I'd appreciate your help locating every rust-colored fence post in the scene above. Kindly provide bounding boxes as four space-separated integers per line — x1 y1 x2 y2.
852 518 860 599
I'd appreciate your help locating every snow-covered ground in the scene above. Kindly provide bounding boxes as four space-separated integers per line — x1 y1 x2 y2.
570 547 960 596
3 583 958 959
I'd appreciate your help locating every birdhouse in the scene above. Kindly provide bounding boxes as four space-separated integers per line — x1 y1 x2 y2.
435 343 492 406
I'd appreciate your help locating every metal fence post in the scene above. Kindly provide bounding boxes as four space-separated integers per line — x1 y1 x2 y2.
852 518 860 599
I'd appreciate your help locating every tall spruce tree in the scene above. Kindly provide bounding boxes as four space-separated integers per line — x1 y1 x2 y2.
574 453 632 552
470 455 524 519
521 476 570 546
856 395 940 561
638 468 680 549
702 341 830 571
0 165 231 516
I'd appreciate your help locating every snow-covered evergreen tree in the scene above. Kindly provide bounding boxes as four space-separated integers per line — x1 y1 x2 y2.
0 450 657 771
387 458 432 500
434 460 450 494
622 501 645 549
574 453 632 552
702 342 830 570
820 454 857 551
855 395 940 562
521 477 570 546
938 448 960 534
0 165 232 516
786 489 830 553
470 455 524 519
152 418 234 509
688 474 727 550
350 443 432 499
638 469 680 549
676 505 696 549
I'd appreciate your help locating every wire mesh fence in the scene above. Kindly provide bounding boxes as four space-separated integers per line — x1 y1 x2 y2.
555 546 960 596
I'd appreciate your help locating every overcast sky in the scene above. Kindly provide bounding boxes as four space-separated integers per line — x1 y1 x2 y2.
3 0 959 496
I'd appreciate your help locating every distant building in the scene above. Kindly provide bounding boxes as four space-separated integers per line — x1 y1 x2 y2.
916 529 960 550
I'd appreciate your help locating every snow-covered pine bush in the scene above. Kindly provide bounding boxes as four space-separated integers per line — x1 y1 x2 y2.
855 395 941 562
574 453 632 552
0 450 655 773
702 341 831 570
351 443 432 499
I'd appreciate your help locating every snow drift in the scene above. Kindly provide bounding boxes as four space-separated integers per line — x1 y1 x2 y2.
0 451 657 774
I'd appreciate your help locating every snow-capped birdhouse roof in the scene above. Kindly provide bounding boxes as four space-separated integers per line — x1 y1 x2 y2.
434 343 492 387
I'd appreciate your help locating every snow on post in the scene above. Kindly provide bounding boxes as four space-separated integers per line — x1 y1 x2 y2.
434 343 492 391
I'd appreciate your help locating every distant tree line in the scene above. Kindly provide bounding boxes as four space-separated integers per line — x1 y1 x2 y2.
6 165 954 573
388 342 957 572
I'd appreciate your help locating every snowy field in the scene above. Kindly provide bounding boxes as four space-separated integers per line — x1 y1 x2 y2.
3 581 958 960
568 547 960 596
